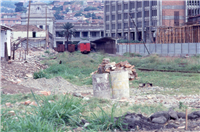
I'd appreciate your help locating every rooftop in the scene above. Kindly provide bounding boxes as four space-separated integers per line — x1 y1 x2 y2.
11 25 45 32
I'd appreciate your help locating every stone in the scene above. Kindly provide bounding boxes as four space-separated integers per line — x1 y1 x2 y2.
188 111 200 120
152 116 167 124
177 112 186 120
8 110 15 116
168 108 178 120
24 100 31 105
26 74 33 78
150 111 170 122
5 102 12 107
30 101 37 106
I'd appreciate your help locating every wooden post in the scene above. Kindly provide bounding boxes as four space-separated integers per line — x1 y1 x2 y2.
45 5 47 50
185 109 188 130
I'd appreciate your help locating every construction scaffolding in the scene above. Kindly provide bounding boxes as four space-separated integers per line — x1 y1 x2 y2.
156 24 200 44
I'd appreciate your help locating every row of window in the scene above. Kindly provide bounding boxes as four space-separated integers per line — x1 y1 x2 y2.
1 20 19 23
106 1 157 12
187 0 200 6
106 20 157 30
105 10 157 21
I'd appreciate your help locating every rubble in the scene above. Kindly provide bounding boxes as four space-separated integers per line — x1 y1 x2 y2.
92 58 138 80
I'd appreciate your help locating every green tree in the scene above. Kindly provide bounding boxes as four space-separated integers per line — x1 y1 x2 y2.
74 12 82 17
84 6 97 11
62 23 75 48
54 11 64 20
15 2 26 12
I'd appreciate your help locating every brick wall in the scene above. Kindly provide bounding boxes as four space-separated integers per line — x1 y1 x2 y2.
162 0 185 27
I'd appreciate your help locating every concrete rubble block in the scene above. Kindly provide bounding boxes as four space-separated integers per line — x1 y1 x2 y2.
150 111 170 122
188 111 200 120
152 116 168 124
168 108 178 120
8 111 15 116
92 73 111 99
102 58 110 64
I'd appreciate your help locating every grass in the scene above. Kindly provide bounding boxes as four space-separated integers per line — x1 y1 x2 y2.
35 52 200 95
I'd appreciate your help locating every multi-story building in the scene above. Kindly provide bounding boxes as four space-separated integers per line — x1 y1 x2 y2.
55 22 104 47
1 13 21 27
104 0 200 42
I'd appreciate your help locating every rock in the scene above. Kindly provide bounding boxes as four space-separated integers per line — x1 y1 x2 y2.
39 91 51 96
30 101 37 106
177 112 186 119
83 97 89 101
152 116 167 124
8 110 15 116
84 123 90 127
150 111 170 122
24 100 31 105
168 108 178 120
5 102 12 107
73 93 83 98
188 111 200 120
26 74 33 78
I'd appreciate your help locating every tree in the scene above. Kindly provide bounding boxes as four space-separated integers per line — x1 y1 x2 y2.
84 6 97 11
74 12 82 17
62 23 75 49
15 2 26 12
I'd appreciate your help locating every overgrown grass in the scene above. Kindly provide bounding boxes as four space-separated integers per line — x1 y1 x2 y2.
35 52 199 94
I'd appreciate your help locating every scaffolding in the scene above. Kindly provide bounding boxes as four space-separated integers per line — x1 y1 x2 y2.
156 24 200 44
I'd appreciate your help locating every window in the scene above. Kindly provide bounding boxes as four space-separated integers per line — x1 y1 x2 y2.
118 4 121 10
118 14 121 20
124 23 128 28
130 22 134 28
124 13 128 19
174 11 179 26
137 12 142 18
105 5 109 12
106 24 109 30
145 21 149 27
111 6 115 11
33 32 36 38
152 1 157 6
39 25 43 29
144 11 149 17
112 15 115 20
137 22 142 27
106 15 109 21
111 33 115 38
118 23 121 29
152 10 157 16
112 24 115 29
130 13 134 18
152 20 157 26
124 4 128 9
130 1 135 9
144 1 149 7
137 1 142 8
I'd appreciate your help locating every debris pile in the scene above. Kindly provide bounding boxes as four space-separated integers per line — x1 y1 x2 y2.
91 58 138 80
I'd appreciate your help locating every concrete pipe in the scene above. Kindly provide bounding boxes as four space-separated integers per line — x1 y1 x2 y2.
92 73 111 99
110 71 129 99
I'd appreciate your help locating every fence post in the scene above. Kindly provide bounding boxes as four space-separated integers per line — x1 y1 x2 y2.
181 43 183 56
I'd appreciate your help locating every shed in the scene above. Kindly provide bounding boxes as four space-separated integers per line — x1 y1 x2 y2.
91 37 116 54
1 25 12 60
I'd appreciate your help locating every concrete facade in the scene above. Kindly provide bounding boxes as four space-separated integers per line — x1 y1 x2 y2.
55 23 104 47
104 0 200 43
1 25 12 60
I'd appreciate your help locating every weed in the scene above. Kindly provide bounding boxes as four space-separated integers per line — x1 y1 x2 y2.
33 71 48 79
45 50 50 54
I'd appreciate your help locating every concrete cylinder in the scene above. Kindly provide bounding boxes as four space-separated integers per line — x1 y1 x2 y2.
110 71 129 99
92 73 111 99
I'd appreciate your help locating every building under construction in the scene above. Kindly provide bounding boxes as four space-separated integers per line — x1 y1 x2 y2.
104 0 200 43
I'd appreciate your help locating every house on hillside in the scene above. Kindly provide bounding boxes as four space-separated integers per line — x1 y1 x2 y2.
1 25 12 61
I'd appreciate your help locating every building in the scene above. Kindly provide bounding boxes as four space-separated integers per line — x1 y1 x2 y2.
11 25 53 48
21 2 55 47
1 25 12 60
55 22 104 48
104 0 200 43
1 13 21 27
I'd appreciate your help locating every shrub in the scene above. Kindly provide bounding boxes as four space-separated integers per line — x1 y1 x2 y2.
33 71 48 79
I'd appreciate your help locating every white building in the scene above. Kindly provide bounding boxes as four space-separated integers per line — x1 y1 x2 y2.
0 25 12 60
21 2 55 47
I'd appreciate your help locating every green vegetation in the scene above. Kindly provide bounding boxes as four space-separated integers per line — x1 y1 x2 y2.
54 11 64 20
15 2 26 12
117 39 142 43
84 6 97 11
33 52 200 95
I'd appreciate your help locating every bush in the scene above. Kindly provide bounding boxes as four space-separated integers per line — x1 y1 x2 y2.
33 71 48 79
123 52 142 57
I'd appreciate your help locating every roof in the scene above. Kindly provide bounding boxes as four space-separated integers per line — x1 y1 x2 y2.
56 20 78 23
91 37 116 43
78 40 90 44
1 24 12 31
11 25 45 32
31 2 47 5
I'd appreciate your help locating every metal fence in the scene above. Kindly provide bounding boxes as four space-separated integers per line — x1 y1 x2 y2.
117 43 200 56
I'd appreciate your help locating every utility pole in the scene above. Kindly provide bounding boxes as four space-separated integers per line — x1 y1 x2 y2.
45 5 48 50
26 0 31 56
